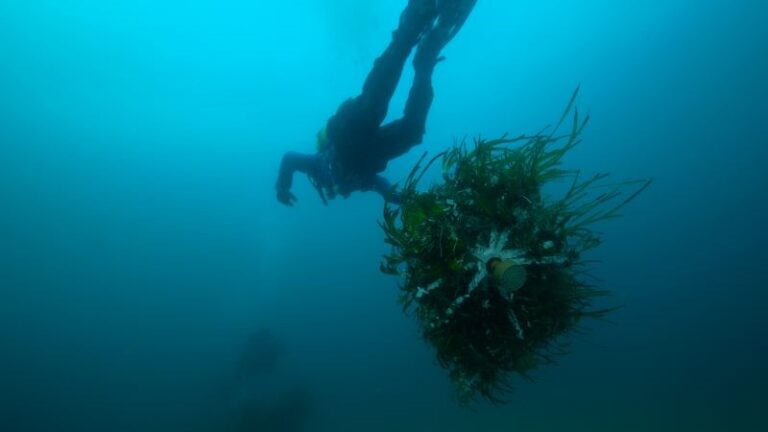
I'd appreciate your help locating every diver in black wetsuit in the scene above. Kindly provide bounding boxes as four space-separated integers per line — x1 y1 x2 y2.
275 0 476 206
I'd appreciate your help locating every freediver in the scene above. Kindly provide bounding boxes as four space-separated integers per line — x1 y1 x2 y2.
275 0 477 206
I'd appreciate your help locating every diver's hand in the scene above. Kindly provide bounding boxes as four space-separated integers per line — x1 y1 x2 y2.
277 188 297 206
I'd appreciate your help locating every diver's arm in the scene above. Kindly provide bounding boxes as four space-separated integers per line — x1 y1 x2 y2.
369 175 401 204
276 152 318 206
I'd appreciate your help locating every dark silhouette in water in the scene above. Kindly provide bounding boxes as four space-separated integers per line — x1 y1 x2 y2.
237 328 283 377
224 329 313 432
275 0 477 205
235 387 313 432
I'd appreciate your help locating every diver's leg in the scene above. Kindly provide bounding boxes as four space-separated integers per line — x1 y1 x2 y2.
328 1 437 135
431 0 477 49
376 66 435 161
375 15 450 160
413 0 476 70
357 0 438 127
377 0 478 160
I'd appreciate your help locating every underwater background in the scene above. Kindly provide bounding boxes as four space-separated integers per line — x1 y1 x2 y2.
1 0 766 431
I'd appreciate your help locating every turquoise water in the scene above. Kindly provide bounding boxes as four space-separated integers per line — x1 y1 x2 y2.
1 1 766 430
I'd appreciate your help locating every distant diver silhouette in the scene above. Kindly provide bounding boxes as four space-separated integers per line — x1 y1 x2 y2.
276 0 477 206
238 328 283 377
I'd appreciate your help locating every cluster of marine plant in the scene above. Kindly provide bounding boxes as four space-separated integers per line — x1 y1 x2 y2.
379 89 650 404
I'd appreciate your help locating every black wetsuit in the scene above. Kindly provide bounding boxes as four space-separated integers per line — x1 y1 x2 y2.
276 0 474 205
